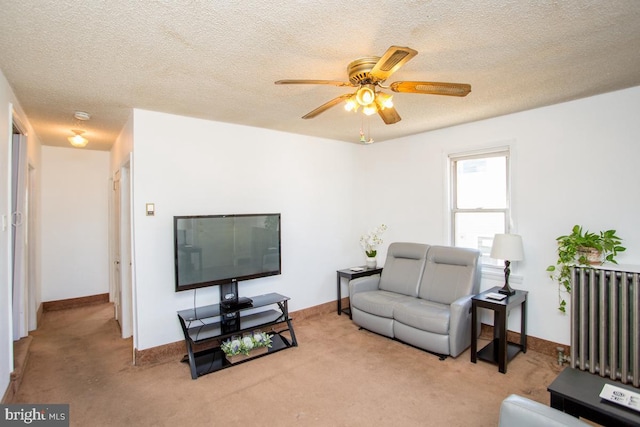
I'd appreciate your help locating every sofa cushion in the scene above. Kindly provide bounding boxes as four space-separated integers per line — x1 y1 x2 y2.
378 242 429 297
393 298 450 335
419 246 480 304
351 290 415 318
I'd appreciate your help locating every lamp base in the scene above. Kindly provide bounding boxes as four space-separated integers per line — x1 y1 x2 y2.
498 285 516 296
498 260 516 296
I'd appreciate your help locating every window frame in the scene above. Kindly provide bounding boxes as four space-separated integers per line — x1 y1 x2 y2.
449 146 512 269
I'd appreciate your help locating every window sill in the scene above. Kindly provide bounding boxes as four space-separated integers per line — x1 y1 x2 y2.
481 267 523 285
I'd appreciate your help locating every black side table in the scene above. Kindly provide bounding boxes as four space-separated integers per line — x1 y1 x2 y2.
471 286 528 374
336 266 383 317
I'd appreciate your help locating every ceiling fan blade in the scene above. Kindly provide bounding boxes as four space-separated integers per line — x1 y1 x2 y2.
275 79 353 87
377 106 402 125
390 81 471 97
369 46 418 82
302 94 353 119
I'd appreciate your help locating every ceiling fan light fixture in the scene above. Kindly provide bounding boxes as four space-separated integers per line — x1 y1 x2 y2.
376 92 394 109
276 46 471 126
68 129 88 148
356 85 375 106
362 104 377 116
344 95 358 112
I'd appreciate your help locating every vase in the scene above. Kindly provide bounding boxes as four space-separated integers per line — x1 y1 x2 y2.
577 247 602 265
366 257 377 269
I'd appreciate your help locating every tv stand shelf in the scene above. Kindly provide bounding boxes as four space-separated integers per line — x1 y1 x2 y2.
177 292 297 379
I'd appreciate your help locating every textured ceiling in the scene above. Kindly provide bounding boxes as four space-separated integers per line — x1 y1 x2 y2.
1 1 639 151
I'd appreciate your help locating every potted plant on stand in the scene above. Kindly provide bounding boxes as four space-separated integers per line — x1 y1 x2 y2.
547 225 625 312
360 224 387 268
220 331 273 364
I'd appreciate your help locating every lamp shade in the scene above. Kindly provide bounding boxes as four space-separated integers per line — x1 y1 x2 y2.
356 85 375 105
490 234 524 261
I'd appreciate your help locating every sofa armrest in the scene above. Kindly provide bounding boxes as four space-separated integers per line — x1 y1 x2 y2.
499 394 589 427
348 275 381 299
448 294 474 357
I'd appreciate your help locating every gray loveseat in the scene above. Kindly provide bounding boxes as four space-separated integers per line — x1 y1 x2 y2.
349 242 481 357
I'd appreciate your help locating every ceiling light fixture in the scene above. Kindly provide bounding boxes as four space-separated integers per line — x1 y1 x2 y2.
362 104 377 116
346 87 394 117
68 130 88 148
376 92 394 109
355 85 375 106
68 111 91 148
344 95 358 112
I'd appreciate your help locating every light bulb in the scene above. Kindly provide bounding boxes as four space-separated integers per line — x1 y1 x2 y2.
344 98 357 112
356 85 375 106
377 93 394 109
363 104 377 116
68 130 88 148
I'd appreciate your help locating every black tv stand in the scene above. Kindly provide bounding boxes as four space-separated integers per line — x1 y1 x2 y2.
177 293 297 379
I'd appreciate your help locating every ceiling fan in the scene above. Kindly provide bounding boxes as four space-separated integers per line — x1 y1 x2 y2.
275 46 471 125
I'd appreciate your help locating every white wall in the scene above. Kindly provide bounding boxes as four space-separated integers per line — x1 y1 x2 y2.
361 86 640 345
129 87 640 351
110 113 133 173
40 146 110 301
131 110 364 350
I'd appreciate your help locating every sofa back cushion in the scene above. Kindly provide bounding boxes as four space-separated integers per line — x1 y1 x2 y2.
418 246 481 304
379 242 429 297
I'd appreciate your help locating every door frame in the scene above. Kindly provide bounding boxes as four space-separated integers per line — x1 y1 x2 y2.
10 115 33 340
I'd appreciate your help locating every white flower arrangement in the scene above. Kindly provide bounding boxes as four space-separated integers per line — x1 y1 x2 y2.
360 224 388 257
221 331 273 356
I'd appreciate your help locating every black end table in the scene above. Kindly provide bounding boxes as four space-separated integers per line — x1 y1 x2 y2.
336 266 383 317
470 286 527 374
548 367 640 426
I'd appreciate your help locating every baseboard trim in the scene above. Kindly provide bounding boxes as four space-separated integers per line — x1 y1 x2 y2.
134 298 567 366
2 336 33 404
43 293 110 312
36 302 43 325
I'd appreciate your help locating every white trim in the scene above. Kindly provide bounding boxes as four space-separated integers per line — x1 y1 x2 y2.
448 143 512 161
482 268 524 285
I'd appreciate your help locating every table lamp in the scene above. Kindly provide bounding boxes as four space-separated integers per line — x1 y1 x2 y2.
490 233 524 296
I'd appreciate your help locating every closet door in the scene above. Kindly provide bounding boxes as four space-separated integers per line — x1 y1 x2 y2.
11 132 28 340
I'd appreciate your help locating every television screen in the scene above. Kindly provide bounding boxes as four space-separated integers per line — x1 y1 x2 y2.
174 213 281 292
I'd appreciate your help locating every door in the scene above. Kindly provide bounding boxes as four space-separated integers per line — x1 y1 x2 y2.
119 163 133 339
11 125 28 339
27 164 37 331
110 163 133 339
112 170 122 324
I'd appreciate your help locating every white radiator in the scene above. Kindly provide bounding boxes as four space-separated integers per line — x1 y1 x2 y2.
570 266 640 387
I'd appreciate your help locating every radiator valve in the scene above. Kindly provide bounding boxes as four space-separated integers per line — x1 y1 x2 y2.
557 347 570 366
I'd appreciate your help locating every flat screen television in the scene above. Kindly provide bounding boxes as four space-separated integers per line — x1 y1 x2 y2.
174 213 281 293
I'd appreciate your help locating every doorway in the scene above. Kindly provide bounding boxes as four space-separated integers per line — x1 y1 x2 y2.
110 159 133 340
11 118 37 340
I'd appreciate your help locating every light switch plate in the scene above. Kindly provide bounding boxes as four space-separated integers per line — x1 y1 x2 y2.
146 203 155 216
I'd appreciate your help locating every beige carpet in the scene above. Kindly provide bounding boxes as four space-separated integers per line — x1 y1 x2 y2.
14 303 565 426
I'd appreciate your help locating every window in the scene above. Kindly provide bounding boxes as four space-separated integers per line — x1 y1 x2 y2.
450 148 510 267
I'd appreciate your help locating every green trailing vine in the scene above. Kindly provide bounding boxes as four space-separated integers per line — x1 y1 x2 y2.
547 225 625 313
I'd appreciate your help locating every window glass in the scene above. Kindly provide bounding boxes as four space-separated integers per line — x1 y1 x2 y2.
451 149 510 267
456 156 507 209
453 212 505 266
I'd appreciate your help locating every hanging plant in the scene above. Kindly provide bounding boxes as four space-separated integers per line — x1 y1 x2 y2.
547 225 625 313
